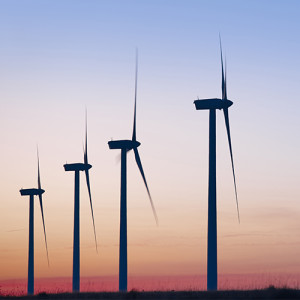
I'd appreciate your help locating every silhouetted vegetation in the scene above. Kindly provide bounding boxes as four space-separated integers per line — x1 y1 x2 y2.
0 287 299 299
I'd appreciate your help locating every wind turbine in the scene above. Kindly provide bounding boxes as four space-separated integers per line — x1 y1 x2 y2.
193 40 239 291
108 54 158 292
63 114 97 292
19 150 49 295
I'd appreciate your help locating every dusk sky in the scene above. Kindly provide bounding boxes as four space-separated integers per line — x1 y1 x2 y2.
0 0 299 289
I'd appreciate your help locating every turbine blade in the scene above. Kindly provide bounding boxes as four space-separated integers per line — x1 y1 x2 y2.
132 50 138 141
115 153 122 164
116 149 132 164
223 108 240 223
84 110 88 165
219 35 226 100
84 112 98 251
37 148 41 190
39 193 50 266
37 150 49 265
85 168 98 252
224 56 228 100
133 147 158 225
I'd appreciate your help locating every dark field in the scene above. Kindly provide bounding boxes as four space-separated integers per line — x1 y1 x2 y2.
1 287 300 300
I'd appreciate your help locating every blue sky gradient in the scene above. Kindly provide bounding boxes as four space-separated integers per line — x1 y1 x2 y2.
0 0 299 281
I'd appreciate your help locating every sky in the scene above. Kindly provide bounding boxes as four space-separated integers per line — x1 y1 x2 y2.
0 0 299 289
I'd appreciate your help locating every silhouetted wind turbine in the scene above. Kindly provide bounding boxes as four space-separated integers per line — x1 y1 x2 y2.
19 150 49 295
64 114 97 292
108 54 158 292
193 40 239 291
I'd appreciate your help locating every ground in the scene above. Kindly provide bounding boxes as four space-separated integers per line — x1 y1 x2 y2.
1 287 300 300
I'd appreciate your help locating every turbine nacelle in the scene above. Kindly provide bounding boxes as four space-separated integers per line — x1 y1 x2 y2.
20 188 45 196
108 139 141 150
194 98 233 110
64 163 92 172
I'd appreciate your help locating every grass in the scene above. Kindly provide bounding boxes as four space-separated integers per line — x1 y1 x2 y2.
0 287 299 300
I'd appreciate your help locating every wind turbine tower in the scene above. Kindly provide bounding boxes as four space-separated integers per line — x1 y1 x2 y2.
19 151 49 295
193 41 239 291
64 114 97 292
108 53 158 292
